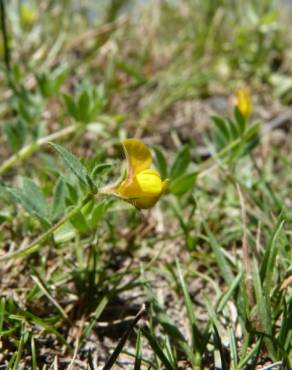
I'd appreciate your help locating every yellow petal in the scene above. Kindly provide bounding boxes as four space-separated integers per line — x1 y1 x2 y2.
134 195 161 209
134 172 168 209
103 139 167 209
236 89 252 119
117 169 164 209
122 139 152 178
136 169 163 195
118 169 162 197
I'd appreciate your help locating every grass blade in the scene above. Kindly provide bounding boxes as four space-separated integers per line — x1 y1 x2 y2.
134 329 142 370
252 258 276 359
31 335 37 370
176 259 202 359
141 326 175 370
203 221 234 285
81 295 109 342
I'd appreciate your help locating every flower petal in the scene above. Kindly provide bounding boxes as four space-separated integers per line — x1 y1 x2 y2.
103 139 168 209
134 195 161 209
122 139 152 178
118 169 162 198
117 169 164 209
236 89 252 119
136 169 162 195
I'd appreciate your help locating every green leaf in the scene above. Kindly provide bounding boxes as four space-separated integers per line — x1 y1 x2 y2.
17 99 34 123
238 338 263 369
213 127 227 151
7 179 50 225
4 120 27 153
203 221 234 285
216 268 243 313
260 219 285 292
70 210 89 233
66 182 79 204
0 184 15 202
170 172 197 196
212 116 231 142
90 163 112 186
152 145 168 180
228 328 238 369
252 258 276 358
81 296 109 342
50 142 89 186
37 67 67 98
170 145 190 179
151 298 197 365
50 66 67 96
63 94 78 120
211 113 260 161
228 119 241 140
277 301 291 356
78 90 91 123
22 178 49 220
53 222 76 243
244 121 260 141
234 106 246 133
88 200 110 228
51 178 67 221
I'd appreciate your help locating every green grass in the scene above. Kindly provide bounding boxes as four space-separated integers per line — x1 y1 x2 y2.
0 0 291 369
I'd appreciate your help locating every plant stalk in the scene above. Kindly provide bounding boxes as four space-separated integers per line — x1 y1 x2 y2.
0 193 93 261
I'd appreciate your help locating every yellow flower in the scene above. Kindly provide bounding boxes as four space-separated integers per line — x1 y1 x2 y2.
20 4 38 29
235 88 252 119
103 139 168 209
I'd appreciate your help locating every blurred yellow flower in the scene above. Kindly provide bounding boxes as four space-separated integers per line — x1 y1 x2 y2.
20 4 38 29
235 88 252 119
103 139 168 209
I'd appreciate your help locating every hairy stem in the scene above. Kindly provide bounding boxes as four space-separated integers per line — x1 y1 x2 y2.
0 193 94 261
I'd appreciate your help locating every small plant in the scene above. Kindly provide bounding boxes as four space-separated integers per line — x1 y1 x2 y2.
211 89 260 163
0 138 169 261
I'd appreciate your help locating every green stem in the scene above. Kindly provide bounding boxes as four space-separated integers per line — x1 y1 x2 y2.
0 124 79 176
0 193 93 261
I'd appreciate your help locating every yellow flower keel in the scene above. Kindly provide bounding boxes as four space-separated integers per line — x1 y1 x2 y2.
104 139 168 209
118 168 168 209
